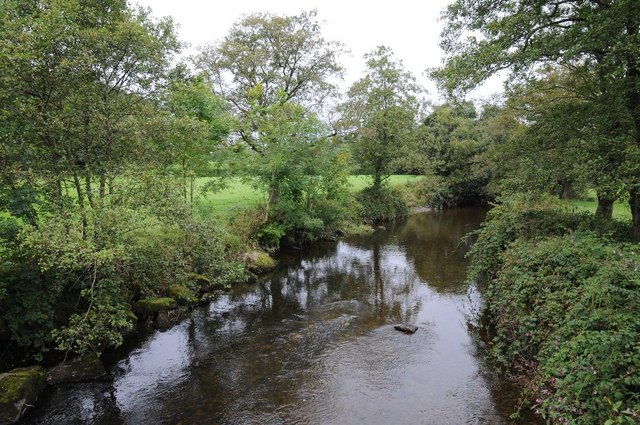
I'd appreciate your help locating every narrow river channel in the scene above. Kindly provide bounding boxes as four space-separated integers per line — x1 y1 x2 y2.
23 208 539 424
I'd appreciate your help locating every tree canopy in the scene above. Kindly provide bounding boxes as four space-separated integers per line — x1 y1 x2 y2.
340 46 422 192
436 0 640 239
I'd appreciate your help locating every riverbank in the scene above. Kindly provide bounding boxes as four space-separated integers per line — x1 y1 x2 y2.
18 209 542 425
468 200 639 423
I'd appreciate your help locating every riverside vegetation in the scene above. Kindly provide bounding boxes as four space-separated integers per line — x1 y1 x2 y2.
1 1 639 424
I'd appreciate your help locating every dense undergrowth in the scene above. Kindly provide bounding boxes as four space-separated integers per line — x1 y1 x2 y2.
469 198 639 424
0 175 418 367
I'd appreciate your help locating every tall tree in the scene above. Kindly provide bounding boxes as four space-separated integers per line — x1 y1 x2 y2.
436 0 640 240
490 68 628 215
0 0 183 355
0 0 180 232
415 101 494 207
164 73 231 208
196 10 344 145
341 46 422 192
195 10 345 218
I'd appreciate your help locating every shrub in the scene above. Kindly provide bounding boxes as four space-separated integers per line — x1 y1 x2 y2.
355 186 408 224
467 196 631 283
470 199 638 423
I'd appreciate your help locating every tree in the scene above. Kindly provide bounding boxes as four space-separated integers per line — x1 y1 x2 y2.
195 10 345 218
341 46 422 193
0 0 187 356
436 0 640 240
414 101 494 207
164 73 231 208
196 10 344 143
0 0 180 232
240 101 352 246
488 68 629 217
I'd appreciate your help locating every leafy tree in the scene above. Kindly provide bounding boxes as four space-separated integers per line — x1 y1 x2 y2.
341 46 422 193
0 0 180 231
232 100 352 247
196 10 346 218
490 68 628 216
436 0 640 240
414 101 494 207
0 0 210 358
163 73 231 208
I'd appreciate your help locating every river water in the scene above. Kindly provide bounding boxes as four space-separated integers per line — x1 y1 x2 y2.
23 208 539 425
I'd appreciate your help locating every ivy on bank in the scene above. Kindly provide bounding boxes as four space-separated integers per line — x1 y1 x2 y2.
469 200 639 424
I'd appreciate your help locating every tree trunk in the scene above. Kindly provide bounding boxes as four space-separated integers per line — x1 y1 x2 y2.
72 172 88 239
630 188 639 242
558 179 572 200
99 173 106 202
189 175 195 211
595 195 615 219
264 181 279 224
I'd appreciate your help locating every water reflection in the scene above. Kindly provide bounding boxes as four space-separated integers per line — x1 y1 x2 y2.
23 208 540 425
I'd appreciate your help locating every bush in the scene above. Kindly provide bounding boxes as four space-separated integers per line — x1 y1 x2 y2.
0 202 247 361
467 196 632 283
470 199 639 423
355 186 408 224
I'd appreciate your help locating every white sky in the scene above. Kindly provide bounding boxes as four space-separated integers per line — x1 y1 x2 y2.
134 0 503 103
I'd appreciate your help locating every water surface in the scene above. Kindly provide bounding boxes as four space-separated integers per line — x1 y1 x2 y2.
24 208 538 424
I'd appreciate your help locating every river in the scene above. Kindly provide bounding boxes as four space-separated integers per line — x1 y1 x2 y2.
22 208 539 424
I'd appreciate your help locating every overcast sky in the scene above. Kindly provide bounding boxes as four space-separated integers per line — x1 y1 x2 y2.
134 0 503 103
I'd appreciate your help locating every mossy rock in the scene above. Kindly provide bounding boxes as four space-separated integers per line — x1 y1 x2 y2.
0 366 46 424
187 273 211 287
46 353 106 386
168 284 197 306
245 250 276 275
125 310 138 323
187 273 225 293
133 298 177 317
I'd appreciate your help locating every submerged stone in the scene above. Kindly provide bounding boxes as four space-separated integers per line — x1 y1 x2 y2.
46 353 106 386
0 366 46 424
394 324 418 334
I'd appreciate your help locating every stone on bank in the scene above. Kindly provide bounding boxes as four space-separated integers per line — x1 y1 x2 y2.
0 366 46 425
46 353 106 386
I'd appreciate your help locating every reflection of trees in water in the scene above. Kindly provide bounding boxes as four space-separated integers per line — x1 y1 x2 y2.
397 208 486 293
133 209 487 423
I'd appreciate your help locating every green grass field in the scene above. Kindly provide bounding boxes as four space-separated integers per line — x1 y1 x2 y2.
566 198 631 221
194 175 423 219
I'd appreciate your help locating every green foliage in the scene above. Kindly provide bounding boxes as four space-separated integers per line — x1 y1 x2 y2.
469 201 638 422
53 279 133 355
436 0 640 240
355 186 408 224
341 46 422 192
484 235 640 423
468 197 631 283
197 10 344 116
410 101 496 208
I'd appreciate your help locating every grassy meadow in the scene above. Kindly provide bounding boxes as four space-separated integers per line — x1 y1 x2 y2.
566 197 632 220
194 175 423 219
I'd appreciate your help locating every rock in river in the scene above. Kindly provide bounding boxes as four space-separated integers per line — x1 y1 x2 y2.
0 366 46 424
46 353 106 386
394 324 418 334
